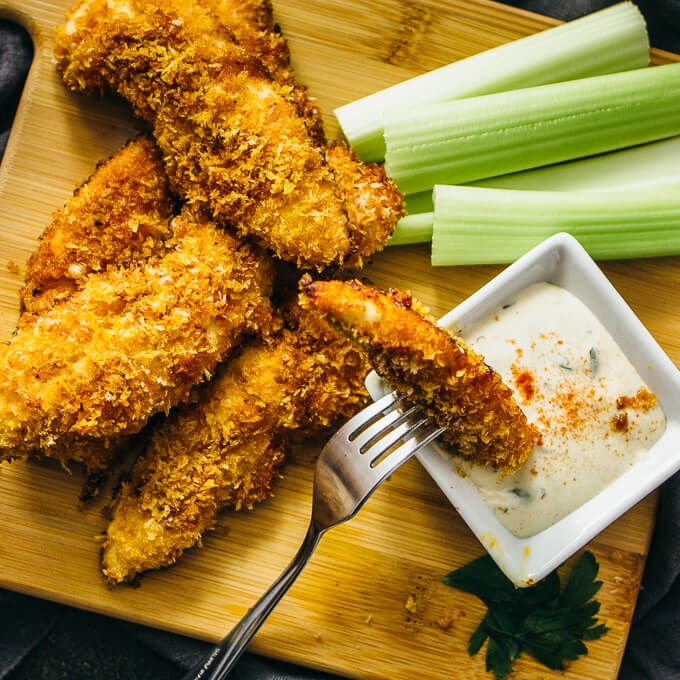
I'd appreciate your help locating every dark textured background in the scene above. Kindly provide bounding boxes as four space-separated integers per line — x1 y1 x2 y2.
2 2 680 679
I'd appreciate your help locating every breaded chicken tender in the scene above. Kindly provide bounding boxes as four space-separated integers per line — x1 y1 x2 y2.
101 302 370 583
299 278 540 471
206 0 402 258
55 0 403 268
0 208 274 470
22 136 174 313
55 0 350 268
206 0 324 144
325 142 404 267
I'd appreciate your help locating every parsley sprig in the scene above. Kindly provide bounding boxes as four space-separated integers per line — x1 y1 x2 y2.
443 551 609 678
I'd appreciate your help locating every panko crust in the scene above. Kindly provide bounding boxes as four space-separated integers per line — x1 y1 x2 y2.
101 301 370 583
0 208 274 470
55 0 351 268
21 136 174 313
206 0 324 144
299 277 540 471
326 141 405 267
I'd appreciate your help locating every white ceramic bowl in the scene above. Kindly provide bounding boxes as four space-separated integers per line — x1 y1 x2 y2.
365 233 680 586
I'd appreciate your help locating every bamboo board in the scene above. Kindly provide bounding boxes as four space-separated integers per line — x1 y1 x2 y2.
0 1 678 678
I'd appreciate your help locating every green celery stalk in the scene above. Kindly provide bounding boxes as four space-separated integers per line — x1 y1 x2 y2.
334 2 648 162
387 191 434 245
431 185 680 266
476 136 680 191
387 212 433 246
384 63 680 195
388 136 680 246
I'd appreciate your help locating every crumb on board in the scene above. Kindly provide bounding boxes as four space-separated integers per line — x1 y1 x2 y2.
6 260 20 275
313 633 323 642
405 594 417 615
365 614 373 625
436 615 453 631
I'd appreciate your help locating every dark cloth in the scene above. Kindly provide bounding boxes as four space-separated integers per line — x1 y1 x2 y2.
0 20 32 164
1 3 680 679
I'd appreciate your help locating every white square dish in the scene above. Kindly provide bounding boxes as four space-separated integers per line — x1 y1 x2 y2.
365 233 680 586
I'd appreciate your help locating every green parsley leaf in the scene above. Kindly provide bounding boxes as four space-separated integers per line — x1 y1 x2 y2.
443 551 609 679
468 616 489 656
560 550 603 608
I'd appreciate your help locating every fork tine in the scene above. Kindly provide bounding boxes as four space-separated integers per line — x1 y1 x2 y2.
338 391 403 441
372 423 447 474
365 414 429 466
355 404 419 452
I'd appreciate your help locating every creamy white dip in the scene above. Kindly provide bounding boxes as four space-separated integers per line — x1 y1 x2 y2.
454 282 665 537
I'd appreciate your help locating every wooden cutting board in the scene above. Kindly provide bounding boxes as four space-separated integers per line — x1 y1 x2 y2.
0 1 678 678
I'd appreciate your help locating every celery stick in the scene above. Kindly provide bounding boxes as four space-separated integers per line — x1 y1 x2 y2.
475 136 680 191
388 136 680 247
334 2 648 161
387 192 434 245
384 63 680 195
431 185 680 266
403 191 433 215
387 212 434 246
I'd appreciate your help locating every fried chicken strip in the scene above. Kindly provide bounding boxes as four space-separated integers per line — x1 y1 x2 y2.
101 302 370 583
22 136 174 313
206 0 324 144
325 142 403 267
55 0 403 268
299 278 539 471
205 0 402 261
55 0 351 268
0 208 274 470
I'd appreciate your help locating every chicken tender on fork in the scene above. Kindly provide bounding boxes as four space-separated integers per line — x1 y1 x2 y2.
101 302 370 583
0 208 274 471
55 0 403 268
299 277 540 472
22 136 174 313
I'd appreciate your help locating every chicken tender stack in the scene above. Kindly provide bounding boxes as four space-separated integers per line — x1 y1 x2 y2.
55 0 404 268
0 208 274 470
299 278 540 471
22 136 174 313
101 302 370 583
0 0 410 583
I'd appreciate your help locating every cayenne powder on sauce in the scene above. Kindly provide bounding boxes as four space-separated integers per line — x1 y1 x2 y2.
513 368 535 403
452 282 666 538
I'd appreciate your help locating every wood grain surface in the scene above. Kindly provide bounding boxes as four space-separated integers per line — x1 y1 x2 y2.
0 1 677 678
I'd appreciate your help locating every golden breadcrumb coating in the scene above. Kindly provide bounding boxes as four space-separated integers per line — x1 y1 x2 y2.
0 208 274 470
299 277 540 471
206 0 324 144
325 142 405 267
206 1 405 239
101 302 370 583
22 136 174 313
55 0 352 268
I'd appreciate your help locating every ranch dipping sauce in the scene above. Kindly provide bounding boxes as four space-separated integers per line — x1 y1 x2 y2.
454 281 666 537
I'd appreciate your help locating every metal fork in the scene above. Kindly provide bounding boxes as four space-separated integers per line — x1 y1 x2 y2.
183 392 445 680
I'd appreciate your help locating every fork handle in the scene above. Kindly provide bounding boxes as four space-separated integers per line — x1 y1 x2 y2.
182 524 321 680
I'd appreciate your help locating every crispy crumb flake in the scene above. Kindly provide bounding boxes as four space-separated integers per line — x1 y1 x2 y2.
405 595 417 614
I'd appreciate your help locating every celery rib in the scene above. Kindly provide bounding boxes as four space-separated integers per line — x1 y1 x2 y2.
385 63 680 195
387 212 434 246
388 137 680 247
334 2 648 161
431 186 680 266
